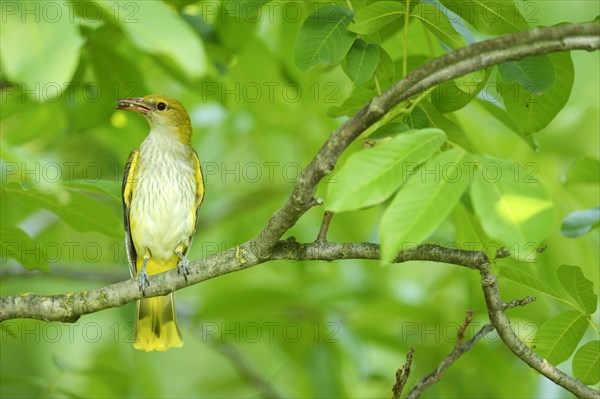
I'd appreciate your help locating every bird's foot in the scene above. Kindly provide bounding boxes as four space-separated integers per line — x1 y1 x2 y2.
137 269 150 294
176 252 190 281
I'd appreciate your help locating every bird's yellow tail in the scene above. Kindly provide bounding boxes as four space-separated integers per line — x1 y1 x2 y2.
134 293 183 351
133 256 184 351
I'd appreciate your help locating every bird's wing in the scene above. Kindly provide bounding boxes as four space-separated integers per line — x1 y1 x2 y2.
192 149 205 231
122 148 140 277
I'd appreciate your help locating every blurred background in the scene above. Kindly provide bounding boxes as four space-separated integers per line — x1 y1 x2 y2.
1 1 598 398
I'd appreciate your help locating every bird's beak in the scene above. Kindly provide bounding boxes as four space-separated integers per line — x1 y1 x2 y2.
115 98 151 115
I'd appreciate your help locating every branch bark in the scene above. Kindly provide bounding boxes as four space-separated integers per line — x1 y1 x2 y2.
0 242 485 322
2 22 599 399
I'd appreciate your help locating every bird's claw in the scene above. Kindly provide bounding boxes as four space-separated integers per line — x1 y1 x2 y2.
177 257 190 281
137 269 150 294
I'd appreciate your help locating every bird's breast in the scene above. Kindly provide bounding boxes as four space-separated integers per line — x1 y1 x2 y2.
129 139 197 261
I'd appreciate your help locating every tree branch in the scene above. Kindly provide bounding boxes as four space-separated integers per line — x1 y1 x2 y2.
477 261 599 399
0 242 486 322
247 22 600 258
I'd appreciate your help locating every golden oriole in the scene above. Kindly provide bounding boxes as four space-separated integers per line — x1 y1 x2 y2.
116 95 204 351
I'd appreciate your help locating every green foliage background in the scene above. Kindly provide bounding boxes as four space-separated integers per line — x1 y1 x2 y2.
1 1 599 398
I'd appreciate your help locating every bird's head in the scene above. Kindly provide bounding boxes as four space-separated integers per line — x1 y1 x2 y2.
116 94 192 144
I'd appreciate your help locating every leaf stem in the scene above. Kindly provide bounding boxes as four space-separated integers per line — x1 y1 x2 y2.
403 0 411 77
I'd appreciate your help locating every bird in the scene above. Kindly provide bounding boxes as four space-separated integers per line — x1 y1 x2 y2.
116 95 204 351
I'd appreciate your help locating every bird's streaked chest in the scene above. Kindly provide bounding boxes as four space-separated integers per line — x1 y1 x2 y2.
129 130 197 258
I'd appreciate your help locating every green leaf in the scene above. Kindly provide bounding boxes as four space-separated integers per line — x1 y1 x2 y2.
294 4 355 71
1 182 121 239
0 226 49 272
403 106 431 129
475 98 521 133
498 266 562 300
412 3 466 49
71 27 147 131
561 207 600 238
452 202 496 258
373 46 396 83
348 1 405 34
343 40 380 85
327 86 375 117
432 81 472 114
0 2 83 101
455 69 488 92
380 148 473 264
475 98 540 150
573 340 600 385
439 0 529 34
563 157 600 184
368 123 410 140
534 310 588 365
432 69 489 114
409 101 477 152
498 55 555 94
214 5 259 52
498 51 574 135
327 129 446 212
557 265 598 314
470 156 555 261
63 180 122 203
88 27 147 98
97 1 207 79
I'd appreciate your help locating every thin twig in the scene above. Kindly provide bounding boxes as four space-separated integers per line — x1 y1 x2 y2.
316 211 334 242
503 296 537 310
392 346 415 399
494 247 511 259
406 299 538 397
456 310 473 345
406 315 495 399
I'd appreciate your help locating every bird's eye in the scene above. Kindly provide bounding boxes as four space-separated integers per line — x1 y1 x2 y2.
157 102 167 111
